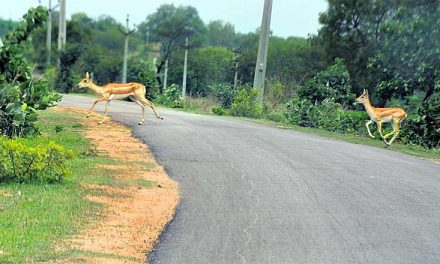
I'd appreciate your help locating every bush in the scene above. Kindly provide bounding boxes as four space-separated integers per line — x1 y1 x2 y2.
230 87 263 118
155 84 184 108
0 137 74 183
284 97 367 134
296 58 355 109
0 7 61 138
208 83 236 108
265 111 286 123
212 106 228 116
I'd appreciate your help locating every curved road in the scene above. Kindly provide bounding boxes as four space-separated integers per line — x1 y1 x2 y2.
61 95 440 264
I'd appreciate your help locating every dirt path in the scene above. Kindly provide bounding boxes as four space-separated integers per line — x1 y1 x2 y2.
55 107 179 263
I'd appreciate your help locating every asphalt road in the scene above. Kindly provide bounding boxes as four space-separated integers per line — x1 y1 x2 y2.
60 95 440 264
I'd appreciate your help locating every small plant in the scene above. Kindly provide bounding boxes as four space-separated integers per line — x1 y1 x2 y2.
230 87 263 118
0 137 74 183
155 84 184 108
208 83 236 108
212 106 228 116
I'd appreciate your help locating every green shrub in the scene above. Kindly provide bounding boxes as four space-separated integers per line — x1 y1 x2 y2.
230 87 263 118
0 137 74 183
155 84 184 108
284 97 367 134
208 83 236 108
0 7 61 138
212 106 228 116
265 111 286 123
296 58 355 109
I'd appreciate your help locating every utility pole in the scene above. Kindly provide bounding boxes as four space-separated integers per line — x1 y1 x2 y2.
233 47 241 90
120 14 135 83
163 59 169 91
182 37 189 99
57 0 66 51
46 0 59 65
253 0 273 103
0 37 3 48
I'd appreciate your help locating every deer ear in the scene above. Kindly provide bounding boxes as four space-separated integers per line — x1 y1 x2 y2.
366 89 369 96
86 72 90 79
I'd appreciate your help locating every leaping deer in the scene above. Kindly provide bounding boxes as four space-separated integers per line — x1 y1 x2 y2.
77 72 163 125
356 89 407 146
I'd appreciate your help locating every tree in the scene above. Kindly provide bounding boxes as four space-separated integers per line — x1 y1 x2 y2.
142 4 206 93
206 20 237 48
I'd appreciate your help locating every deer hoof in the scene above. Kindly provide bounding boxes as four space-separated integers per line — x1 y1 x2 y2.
138 122 143 125
98 121 103 125
159 116 164 120
86 115 90 118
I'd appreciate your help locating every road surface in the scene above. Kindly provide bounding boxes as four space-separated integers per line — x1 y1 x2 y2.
60 95 440 264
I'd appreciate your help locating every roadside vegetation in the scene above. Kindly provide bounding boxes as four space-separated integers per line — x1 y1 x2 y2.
2 1 435 156
0 8 178 263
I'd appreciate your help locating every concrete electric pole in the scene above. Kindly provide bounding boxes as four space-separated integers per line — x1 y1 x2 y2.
0 37 3 48
163 59 169 91
233 47 241 90
46 0 60 65
253 0 273 103
57 0 66 51
182 37 189 99
120 14 135 83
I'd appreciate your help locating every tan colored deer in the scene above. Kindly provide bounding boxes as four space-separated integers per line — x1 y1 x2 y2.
77 72 163 125
356 89 407 146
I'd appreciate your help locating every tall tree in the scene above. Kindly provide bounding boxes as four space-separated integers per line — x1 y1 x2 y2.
141 4 206 93
206 20 237 48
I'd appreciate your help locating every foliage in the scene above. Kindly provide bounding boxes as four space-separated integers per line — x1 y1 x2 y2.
155 84 184 108
0 18 18 37
143 4 206 92
206 20 237 48
230 87 263 118
284 98 367 134
0 136 74 183
212 106 228 116
208 83 236 108
0 7 61 137
297 58 355 108
264 80 286 111
56 44 83 93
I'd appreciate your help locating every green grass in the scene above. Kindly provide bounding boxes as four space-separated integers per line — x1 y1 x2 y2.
0 108 154 263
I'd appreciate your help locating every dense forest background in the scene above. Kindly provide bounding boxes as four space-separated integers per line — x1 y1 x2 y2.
1 0 439 148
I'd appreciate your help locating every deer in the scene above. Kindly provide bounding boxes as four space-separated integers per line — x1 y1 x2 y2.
77 72 163 125
356 89 407 146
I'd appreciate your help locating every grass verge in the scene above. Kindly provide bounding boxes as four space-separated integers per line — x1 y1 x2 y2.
0 108 157 263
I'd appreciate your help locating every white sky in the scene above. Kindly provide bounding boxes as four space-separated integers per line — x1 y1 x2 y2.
0 0 328 38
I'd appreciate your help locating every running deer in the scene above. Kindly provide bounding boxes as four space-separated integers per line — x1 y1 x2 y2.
356 89 407 146
77 72 163 125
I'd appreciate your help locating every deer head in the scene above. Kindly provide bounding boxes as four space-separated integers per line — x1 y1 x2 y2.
356 89 370 104
77 72 92 88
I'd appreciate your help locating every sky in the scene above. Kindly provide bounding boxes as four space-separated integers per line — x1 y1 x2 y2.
0 0 328 38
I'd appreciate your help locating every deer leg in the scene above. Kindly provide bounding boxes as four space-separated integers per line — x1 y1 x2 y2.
384 120 401 145
98 100 110 124
377 121 390 145
365 120 375 138
130 97 146 125
87 98 107 118
142 99 163 120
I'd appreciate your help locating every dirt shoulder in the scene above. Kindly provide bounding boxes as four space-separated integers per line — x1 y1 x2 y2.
54 107 179 263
